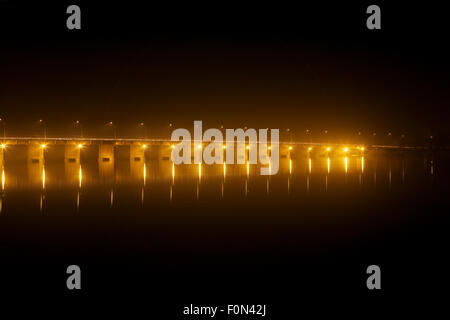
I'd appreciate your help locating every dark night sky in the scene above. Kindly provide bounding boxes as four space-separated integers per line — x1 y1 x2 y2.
0 1 449 140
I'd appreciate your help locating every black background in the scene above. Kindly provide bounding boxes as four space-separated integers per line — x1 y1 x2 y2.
1 1 449 140
0 1 449 316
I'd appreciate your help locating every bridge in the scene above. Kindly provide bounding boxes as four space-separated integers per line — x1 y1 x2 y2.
0 136 426 167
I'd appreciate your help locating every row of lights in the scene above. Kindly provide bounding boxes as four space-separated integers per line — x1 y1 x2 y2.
0 119 435 141
1 143 363 153
166 145 364 152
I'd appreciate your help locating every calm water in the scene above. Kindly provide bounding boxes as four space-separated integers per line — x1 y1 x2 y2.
0 152 447 247
0 151 449 298
0 153 441 214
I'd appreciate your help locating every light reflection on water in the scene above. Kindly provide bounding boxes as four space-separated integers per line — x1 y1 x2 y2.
0 155 442 214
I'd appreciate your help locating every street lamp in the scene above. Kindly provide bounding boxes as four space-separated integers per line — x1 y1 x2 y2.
74 120 83 138
39 119 47 140
286 128 292 142
106 121 117 139
0 118 5 139
139 122 148 139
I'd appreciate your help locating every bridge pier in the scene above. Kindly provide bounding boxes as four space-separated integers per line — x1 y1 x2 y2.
99 144 115 163
279 145 291 172
65 144 81 163
0 147 4 167
98 144 115 178
130 144 146 181
157 144 172 161
28 143 45 164
130 144 145 162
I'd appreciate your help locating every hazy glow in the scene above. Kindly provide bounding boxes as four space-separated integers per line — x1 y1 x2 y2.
78 165 82 188
42 167 46 189
361 157 365 173
41 144 46 149
289 159 292 175
198 163 202 181
223 162 226 178
0 144 5 149
142 144 147 149
327 157 330 174
143 164 146 186
172 163 175 184
326 147 331 152
110 189 114 207
344 157 348 173
1 167 4 191
308 147 312 151
196 183 199 200
77 144 83 149
171 145 175 149
344 147 349 153
288 146 292 150
246 161 250 177
245 180 248 197
268 146 271 150
223 145 227 149
308 158 312 174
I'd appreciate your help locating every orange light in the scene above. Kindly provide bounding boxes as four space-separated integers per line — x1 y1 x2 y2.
288 146 292 150
41 144 46 149
308 147 312 151
0 144 5 149
77 144 83 149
